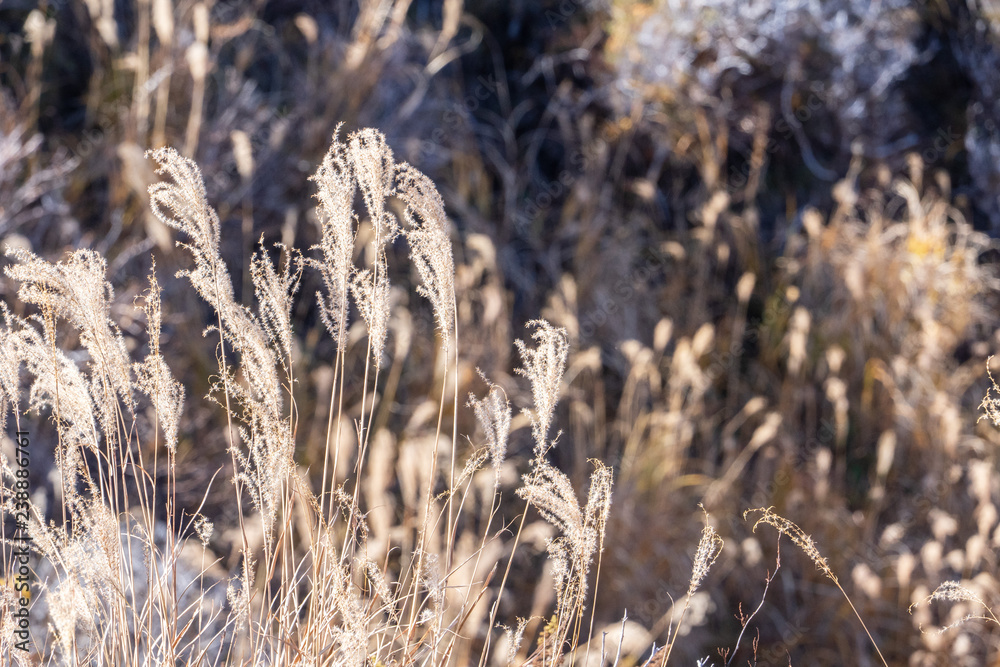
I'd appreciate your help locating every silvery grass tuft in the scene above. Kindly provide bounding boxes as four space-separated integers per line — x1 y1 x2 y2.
468 371 511 488
910 580 1000 632
0 246 201 664
515 320 571 457
148 145 295 551
473 320 614 667
0 125 616 666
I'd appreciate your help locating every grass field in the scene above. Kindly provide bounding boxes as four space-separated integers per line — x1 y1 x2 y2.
3 1 1000 665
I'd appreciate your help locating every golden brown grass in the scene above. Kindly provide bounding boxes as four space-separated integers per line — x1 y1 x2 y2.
0 128 621 667
4 1 1000 664
5 130 1000 666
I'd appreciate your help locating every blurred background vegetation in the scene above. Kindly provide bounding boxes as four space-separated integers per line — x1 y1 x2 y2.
5 0 1000 664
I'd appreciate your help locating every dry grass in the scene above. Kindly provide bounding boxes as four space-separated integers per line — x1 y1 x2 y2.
3 1 1000 665
0 128 621 667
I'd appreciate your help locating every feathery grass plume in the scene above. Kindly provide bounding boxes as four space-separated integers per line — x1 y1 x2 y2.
250 240 303 370
515 320 570 456
146 147 282 414
391 137 462 658
133 263 184 453
467 371 512 487
226 558 255 631
310 125 357 352
194 513 214 547
29 499 128 665
0 282 178 661
350 129 397 246
745 507 889 666
245 242 303 549
517 460 613 647
147 147 295 538
5 247 134 439
14 313 97 505
483 320 574 664
518 461 588 587
4 252 128 518
348 128 399 368
395 162 456 352
584 461 614 554
351 260 392 369
364 559 399 624
323 558 369 667
502 618 529 666
148 152 303 666
418 550 446 617
0 304 23 434
659 507 723 666
229 397 298 542
744 507 833 580
445 447 491 498
46 572 95 662
979 357 1000 428
688 512 724 597
910 581 1000 631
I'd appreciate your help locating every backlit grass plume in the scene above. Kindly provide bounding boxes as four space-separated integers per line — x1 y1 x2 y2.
746 507 888 667
5 248 134 443
148 146 293 543
309 125 356 354
396 162 456 353
468 372 512 487
515 320 570 456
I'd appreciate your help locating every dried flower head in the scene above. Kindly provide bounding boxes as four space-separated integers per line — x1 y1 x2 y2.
310 125 357 352
396 162 456 352
745 507 834 582
515 320 570 456
467 371 511 487
688 507 724 596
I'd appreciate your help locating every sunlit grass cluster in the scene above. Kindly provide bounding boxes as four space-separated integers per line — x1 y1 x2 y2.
0 118 664 667
5 0 1000 664
0 128 620 666
4 125 997 667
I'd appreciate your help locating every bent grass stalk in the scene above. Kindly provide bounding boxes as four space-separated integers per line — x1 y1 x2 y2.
744 507 889 667
910 581 1000 632
659 507 723 666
